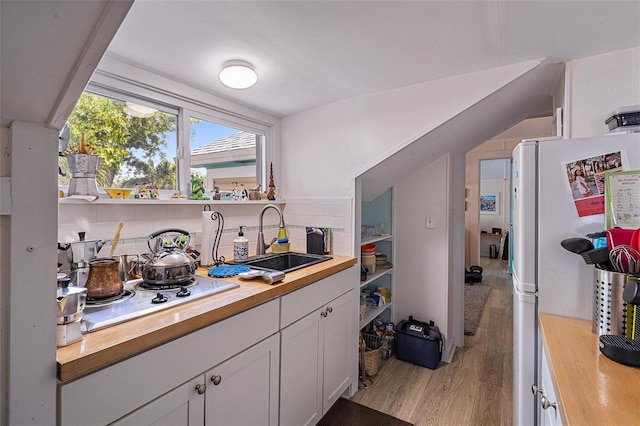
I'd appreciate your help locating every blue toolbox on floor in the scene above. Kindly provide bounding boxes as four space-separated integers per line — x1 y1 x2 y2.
395 316 442 369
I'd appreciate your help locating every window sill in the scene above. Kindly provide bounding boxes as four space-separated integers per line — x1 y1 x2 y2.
58 198 285 206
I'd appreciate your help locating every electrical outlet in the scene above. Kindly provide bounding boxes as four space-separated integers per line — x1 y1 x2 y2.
425 215 435 229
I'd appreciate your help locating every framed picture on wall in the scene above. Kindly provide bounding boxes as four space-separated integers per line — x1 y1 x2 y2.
480 194 498 214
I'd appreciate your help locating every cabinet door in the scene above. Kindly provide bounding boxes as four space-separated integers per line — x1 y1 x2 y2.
540 350 563 426
204 334 279 426
280 307 323 426
322 289 355 412
111 376 204 426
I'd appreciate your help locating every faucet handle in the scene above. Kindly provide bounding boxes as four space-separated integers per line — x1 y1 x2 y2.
263 237 277 252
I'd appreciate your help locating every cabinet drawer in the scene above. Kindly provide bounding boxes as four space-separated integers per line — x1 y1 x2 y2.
59 299 279 426
281 267 356 328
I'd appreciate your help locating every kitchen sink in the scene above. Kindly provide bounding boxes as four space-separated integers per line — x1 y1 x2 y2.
228 252 332 273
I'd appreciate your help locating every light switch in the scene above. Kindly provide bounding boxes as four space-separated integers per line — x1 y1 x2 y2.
426 215 435 229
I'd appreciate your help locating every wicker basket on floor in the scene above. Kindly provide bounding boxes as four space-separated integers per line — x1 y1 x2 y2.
360 332 385 376
362 347 382 375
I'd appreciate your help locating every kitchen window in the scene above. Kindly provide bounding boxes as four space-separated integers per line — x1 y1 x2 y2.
189 114 265 197
59 91 179 191
60 79 270 198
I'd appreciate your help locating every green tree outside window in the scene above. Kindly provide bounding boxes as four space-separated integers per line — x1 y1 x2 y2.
61 92 177 189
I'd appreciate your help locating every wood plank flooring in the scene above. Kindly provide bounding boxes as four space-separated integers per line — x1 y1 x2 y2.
351 258 513 426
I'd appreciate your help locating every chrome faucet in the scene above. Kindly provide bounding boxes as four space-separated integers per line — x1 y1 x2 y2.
257 204 285 256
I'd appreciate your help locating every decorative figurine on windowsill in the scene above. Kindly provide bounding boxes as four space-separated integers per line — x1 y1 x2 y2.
248 184 262 200
211 179 221 200
190 174 209 200
267 162 276 200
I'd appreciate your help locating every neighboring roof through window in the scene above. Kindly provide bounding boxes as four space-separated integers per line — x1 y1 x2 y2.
191 131 257 169
191 131 256 155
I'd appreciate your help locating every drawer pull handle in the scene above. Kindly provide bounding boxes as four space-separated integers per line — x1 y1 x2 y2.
541 395 557 411
195 383 206 395
531 384 543 395
211 375 222 385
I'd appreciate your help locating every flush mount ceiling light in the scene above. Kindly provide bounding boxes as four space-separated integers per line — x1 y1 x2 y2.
219 60 258 89
123 102 157 118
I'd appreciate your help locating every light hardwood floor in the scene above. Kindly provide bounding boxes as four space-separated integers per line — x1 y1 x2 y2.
351 258 513 426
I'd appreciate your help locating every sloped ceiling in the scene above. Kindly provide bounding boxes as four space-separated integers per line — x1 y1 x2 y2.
0 0 132 129
359 61 564 201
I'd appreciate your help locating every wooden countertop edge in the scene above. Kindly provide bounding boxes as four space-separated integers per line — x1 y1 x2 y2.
539 313 640 425
57 256 356 383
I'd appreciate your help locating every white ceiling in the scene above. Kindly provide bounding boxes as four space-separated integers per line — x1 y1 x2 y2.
105 0 640 118
1 0 133 129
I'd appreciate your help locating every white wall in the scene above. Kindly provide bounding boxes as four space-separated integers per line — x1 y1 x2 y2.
280 61 543 199
394 154 449 338
567 47 640 138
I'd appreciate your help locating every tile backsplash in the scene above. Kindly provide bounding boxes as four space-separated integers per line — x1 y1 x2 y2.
58 197 353 265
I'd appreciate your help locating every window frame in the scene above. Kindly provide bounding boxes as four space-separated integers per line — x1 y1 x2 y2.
84 70 276 196
183 109 266 195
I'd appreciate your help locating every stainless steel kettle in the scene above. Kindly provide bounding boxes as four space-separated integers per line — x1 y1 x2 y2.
142 228 196 286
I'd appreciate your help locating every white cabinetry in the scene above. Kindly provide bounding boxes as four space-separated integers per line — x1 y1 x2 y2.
279 267 358 426
538 348 562 426
112 377 204 425
59 300 280 425
113 334 279 426
203 335 279 425
59 267 357 426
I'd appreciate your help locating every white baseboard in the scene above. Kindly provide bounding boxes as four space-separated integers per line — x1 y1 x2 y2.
441 338 456 363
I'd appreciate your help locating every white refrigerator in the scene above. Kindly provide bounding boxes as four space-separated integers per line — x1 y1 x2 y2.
511 133 640 425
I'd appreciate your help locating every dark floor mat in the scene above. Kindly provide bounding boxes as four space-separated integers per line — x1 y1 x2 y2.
317 397 414 426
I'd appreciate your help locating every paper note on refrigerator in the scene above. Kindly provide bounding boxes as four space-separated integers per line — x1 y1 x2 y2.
605 170 640 229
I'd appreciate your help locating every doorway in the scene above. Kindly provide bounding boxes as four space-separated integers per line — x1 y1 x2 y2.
479 158 511 264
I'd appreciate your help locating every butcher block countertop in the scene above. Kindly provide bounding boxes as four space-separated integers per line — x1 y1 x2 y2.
57 255 356 383
539 313 640 425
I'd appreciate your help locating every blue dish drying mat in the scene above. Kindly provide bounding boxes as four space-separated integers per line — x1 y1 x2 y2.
208 265 250 277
